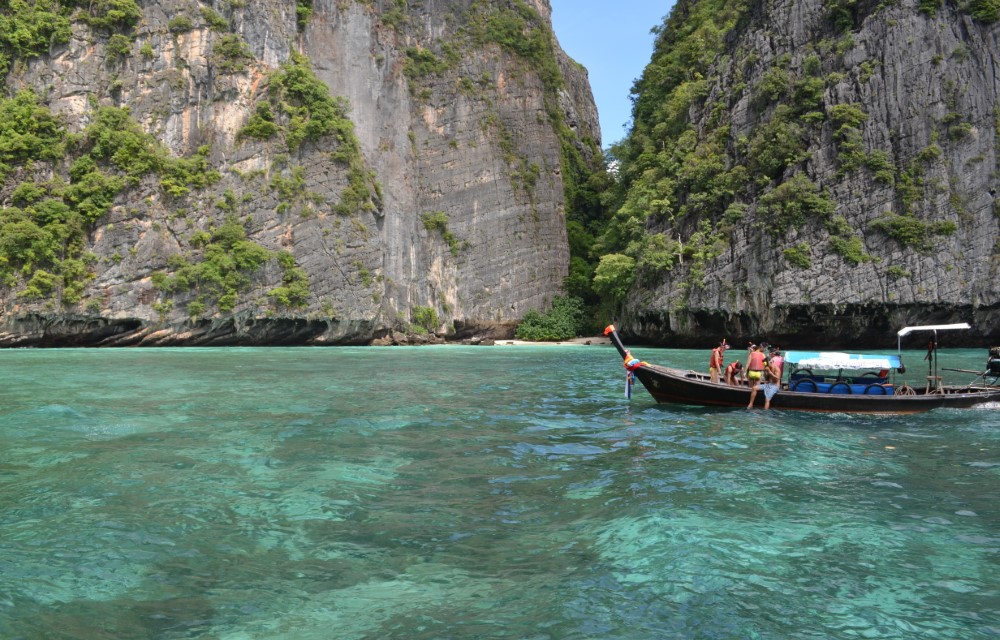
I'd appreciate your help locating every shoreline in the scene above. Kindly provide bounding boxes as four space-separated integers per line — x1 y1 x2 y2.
491 336 612 347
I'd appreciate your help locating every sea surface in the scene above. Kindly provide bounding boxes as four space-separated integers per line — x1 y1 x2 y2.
0 345 998 639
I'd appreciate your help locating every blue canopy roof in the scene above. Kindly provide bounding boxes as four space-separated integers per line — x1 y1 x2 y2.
783 351 901 370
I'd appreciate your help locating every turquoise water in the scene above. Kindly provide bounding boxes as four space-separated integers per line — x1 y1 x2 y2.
1 345 998 639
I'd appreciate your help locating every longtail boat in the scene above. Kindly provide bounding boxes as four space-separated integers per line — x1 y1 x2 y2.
604 324 1000 414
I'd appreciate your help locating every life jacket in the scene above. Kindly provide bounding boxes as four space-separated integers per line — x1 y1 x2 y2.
710 347 723 368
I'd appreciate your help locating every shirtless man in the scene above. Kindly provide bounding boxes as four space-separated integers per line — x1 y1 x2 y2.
748 358 782 409
769 348 784 378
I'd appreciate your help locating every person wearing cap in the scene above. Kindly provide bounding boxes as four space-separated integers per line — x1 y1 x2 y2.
709 339 728 383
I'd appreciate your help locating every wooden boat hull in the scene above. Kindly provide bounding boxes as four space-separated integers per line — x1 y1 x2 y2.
634 364 1000 414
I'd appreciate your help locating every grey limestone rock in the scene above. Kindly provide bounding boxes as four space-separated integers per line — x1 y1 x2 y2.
0 0 601 346
619 0 1000 347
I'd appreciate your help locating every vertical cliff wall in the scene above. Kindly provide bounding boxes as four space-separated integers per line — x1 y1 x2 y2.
612 0 1000 346
0 0 602 345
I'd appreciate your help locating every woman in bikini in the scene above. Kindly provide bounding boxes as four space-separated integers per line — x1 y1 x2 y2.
745 344 765 388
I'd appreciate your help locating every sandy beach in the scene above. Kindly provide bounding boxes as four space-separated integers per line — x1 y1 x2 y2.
492 336 612 346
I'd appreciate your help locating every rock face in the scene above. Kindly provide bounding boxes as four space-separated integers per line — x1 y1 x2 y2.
618 0 1000 348
0 0 601 346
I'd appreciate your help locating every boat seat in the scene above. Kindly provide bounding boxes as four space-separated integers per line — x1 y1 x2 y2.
926 376 943 394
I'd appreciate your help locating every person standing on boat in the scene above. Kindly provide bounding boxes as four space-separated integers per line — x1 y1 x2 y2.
748 358 782 409
709 339 728 383
745 344 766 388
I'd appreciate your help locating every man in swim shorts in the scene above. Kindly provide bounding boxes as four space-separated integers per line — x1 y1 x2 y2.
748 358 782 409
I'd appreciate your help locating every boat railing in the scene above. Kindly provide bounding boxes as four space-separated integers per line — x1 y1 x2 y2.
940 346 1000 389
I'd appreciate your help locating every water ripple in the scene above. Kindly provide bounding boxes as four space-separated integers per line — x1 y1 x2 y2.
0 346 997 638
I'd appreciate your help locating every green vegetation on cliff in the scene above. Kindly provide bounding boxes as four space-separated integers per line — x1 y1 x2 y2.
152 219 273 314
421 211 462 257
399 0 610 335
0 0 147 81
151 219 309 315
0 0 72 79
0 94 162 302
240 52 381 217
469 0 609 323
596 0 752 301
242 52 355 152
0 91 307 311
591 0 984 322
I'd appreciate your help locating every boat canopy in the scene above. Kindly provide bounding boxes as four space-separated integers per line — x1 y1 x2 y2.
896 322 971 352
784 351 902 370
896 323 971 338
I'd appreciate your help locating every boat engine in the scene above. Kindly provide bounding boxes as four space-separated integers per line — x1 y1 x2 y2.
988 347 1000 376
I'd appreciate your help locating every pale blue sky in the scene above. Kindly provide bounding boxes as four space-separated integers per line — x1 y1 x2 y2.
549 1 674 148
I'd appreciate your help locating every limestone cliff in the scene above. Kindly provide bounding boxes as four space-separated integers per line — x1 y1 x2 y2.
0 0 602 346
611 0 1000 347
